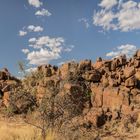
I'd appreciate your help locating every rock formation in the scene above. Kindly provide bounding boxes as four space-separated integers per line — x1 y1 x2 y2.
1 51 140 139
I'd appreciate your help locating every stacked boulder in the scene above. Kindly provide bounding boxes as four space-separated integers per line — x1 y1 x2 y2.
31 53 140 128
1 51 140 129
0 68 20 107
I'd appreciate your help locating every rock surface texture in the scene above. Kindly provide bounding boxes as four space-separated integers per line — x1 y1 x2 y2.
1 52 140 139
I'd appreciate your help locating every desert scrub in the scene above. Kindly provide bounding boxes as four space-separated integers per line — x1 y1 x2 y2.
8 88 37 114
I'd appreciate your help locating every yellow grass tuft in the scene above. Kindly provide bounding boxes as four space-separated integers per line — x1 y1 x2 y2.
0 121 57 140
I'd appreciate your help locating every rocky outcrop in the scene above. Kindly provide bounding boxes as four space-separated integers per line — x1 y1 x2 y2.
1 51 140 134
22 53 140 128
0 68 20 107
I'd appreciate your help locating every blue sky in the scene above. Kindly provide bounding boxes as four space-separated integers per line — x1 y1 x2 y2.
0 0 140 76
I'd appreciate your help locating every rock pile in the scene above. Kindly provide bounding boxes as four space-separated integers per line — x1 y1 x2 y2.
1 51 140 132
25 52 140 129
0 68 20 107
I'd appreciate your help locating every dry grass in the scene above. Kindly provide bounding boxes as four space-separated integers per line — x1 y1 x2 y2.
0 119 140 140
0 120 56 140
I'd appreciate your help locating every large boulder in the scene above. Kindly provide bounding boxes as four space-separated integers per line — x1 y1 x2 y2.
84 108 107 127
59 62 78 79
93 57 104 70
125 76 137 87
134 60 140 68
103 60 112 71
123 67 135 79
82 70 101 82
135 71 140 80
37 64 57 77
111 58 120 71
90 84 104 107
118 55 127 66
2 91 10 107
103 87 123 112
78 60 91 71
0 71 7 80
134 50 140 60
101 74 109 87
108 77 118 87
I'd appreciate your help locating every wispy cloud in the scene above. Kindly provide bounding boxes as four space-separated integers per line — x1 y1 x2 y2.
35 9 52 17
93 0 140 32
27 48 62 65
28 0 42 8
79 18 90 29
28 36 65 49
22 49 30 54
106 44 137 58
22 35 74 65
27 25 43 32
19 30 27 36
19 25 43 37
99 0 118 10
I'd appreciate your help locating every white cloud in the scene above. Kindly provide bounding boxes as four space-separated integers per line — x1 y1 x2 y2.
19 25 43 37
22 49 30 54
27 36 65 65
93 0 140 32
22 35 74 65
28 36 65 49
27 48 62 65
93 9 117 30
27 25 43 32
106 44 137 58
99 0 118 10
63 45 75 52
29 38 36 43
79 18 90 29
19 30 27 36
28 0 42 8
35 9 52 16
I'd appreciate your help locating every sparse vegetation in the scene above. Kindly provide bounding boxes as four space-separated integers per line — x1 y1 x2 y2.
1 54 140 139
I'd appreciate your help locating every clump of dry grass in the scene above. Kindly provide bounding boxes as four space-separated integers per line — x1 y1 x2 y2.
0 121 57 140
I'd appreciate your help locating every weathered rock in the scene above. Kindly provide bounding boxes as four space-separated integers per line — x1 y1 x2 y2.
0 89 3 99
84 108 106 127
123 67 135 79
2 51 140 134
37 65 53 77
101 74 109 87
59 62 78 79
3 91 10 107
93 57 103 70
111 58 120 71
135 50 140 59
125 76 137 87
0 71 7 80
118 55 127 66
108 77 118 87
134 60 140 68
90 84 104 107
121 104 132 115
103 60 112 71
78 60 91 70
131 88 140 96
82 70 101 82
135 71 140 80
103 87 123 112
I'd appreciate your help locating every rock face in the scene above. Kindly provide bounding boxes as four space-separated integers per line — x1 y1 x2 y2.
17 53 140 128
0 69 20 107
1 51 140 132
